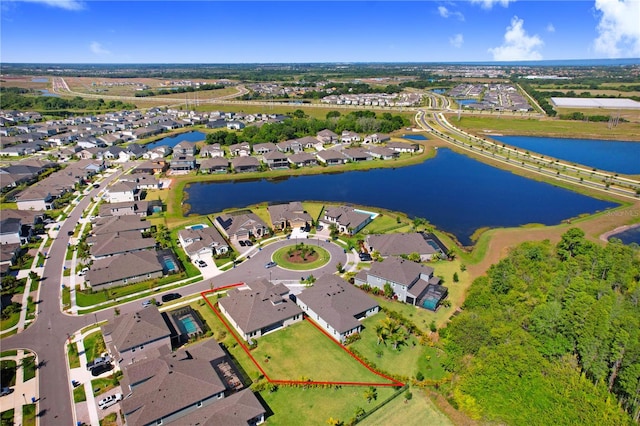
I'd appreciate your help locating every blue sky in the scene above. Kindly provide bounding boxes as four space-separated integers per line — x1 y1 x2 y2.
1 0 639 63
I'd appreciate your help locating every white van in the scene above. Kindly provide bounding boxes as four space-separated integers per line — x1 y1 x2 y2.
98 393 122 410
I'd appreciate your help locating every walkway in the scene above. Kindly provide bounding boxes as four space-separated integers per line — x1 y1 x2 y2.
0 350 39 426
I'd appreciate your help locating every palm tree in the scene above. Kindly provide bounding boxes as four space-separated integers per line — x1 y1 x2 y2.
374 324 388 345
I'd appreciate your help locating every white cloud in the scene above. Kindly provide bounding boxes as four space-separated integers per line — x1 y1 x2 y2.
449 33 464 48
489 16 543 61
471 0 514 10
594 0 640 58
438 6 465 21
90 42 111 56
18 0 83 10
546 23 555 33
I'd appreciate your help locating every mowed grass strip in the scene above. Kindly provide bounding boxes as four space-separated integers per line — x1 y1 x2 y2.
271 245 331 271
359 388 453 426
251 320 392 384
260 384 399 426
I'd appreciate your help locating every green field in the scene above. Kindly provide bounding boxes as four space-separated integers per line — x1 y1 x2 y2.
251 320 395 384
83 331 106 361
359 388 453 426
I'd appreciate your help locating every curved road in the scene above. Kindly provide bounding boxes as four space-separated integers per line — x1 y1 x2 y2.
1 175 347 425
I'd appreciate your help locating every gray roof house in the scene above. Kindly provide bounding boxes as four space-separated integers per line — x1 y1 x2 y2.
199 157 229 174
178 226 229 258
323 206 373 235
88 231 156 259
200 143 225 158
342 147 373 162
229 142 251 157
367 146 398 160
174 141 197 156
86 249 164 288
92 216 151 236
215 212 269 241
386 141 420 153
169 154 196 171
101 305 172 366
366 232 438 261
288 152 317 168
296 275 379 343
231 156 260 173
262 151 289 170
316 149 347 166
354 257 447 310
276 139 302 154
218 279 303 341
119 339 265 426
317 129 339 144
268 202 312 230
253 142 277 155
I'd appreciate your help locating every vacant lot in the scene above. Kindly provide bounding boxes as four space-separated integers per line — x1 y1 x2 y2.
359 388 453 426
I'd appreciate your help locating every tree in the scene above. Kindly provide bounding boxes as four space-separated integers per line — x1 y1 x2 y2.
407 252 421 263
336 262 344 273
364 386 377 403
453 272 459 283
383 282 394 299
374 324 388 345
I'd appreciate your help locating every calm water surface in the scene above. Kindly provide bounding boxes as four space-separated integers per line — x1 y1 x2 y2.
146 131 206 149
186 148 617 245
491 136 640 175
609 226 640 245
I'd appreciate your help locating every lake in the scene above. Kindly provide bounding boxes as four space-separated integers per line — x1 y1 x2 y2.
145 131 206 149
491 136 640 175
609 225 640 245
186 148 617 245
39 89 59 98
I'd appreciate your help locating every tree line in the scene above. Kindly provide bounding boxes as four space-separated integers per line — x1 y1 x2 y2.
133 83 225 97
205 110 409 146
0 87 135 111
441 229 639 424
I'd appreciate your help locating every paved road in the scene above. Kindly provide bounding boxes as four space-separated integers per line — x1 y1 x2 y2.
1 166 347 425
1 166 128 426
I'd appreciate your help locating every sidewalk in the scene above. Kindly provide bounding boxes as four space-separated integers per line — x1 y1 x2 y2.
0 350 39 426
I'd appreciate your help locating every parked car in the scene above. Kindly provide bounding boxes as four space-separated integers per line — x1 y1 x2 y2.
90 363 114 377
87 355 111 371
244 240 253 246
238 240 246 247
97 393 122 410
359 252 372 261
0 387 13 397
265 261 277 269
93 183 100 188
161 293 181 303
197 259 207 267
67 230 74 236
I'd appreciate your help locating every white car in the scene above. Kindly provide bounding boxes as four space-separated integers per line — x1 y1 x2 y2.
98 393 122 410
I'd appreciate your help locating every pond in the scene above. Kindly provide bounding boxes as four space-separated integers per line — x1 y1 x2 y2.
491 135 640 175
185 148 617 246
145 131 206 149
31 78 48 83
39 89 59 98
609 225 640 245
456 99 477 106
402 134 428 141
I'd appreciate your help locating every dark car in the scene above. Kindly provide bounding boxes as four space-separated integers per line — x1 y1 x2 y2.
93 183 100 188
239 240 246 247
0 387 13 396
90 362 113 377
67 230 74 236
161 293 181 303
359 252 372 261
244 240 253 246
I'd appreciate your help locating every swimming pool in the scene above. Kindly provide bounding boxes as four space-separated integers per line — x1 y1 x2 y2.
163 258 177 271
179 316 198 334
426 239 443 253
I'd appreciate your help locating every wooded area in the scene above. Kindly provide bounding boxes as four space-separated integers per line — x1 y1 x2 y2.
442 229 639 424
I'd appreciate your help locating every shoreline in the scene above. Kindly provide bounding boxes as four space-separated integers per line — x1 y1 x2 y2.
599 222 640 242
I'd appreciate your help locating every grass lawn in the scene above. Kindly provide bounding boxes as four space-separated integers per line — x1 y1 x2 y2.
0 360 17 387
0 311 20 332
62 286 71 309
1 409 14 426
271 244 331 271
359 388 453 426
22 355 36 382
100 412 118 426
22 404 36 426
260 384 399 426
302 202 324 224
0 351 17 357
68 342 80 369
349 314 448 381
251 320 396 384
91 375 118 397
73 385 87 403
83 331 106 362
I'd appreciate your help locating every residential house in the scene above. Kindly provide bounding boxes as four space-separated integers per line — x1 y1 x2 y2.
119 338 265 426
169 155 196 171
0 243 22 276
88 231 156 260
86 249 164 288
276 139 302 154
366 232 438 261
218 279 303 341
287 152 317 168
101 305 172 366
15 186 54 211
106 181 139 203
99 201 155 218
367 146 398 160
178 226 229 259
342 147 372 162
215 212 269 242
231 156 260 173
0 218 25 245
323 206 373 235
295 274 379 343
363 133 390 144
206 118 227 129
226 121 245 130
174 141 197 156
386 141 420 153
354 257 447 310
229 142 251 157
199 157 229 174
316 150 347 166
252 142 277 155
200 143 224 158
134 161 166 175
92 216 151 236
262 151 289 170
297 136 321 149
341 131 361 143
268 202 312 230
317 129 338 144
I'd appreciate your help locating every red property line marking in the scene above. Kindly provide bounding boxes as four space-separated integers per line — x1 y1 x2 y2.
200 286 404 388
